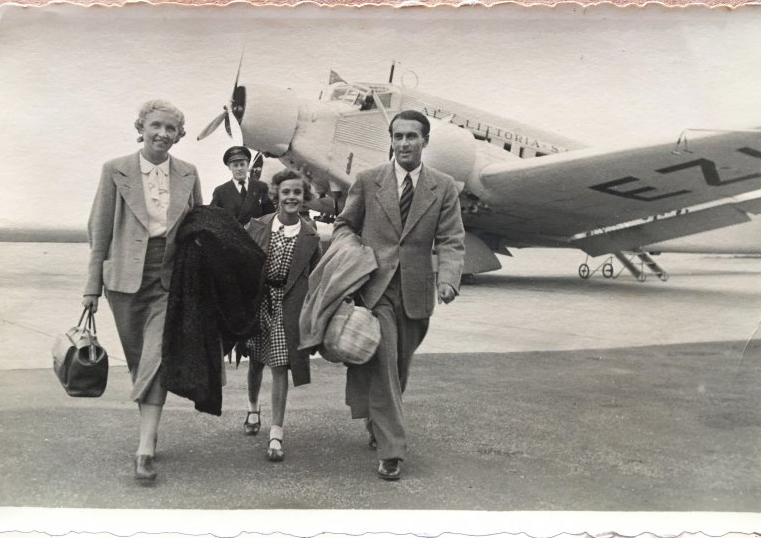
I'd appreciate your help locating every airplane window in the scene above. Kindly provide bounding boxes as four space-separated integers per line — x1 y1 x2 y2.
376 93 392 108
359 95 375 111
331 87 359 104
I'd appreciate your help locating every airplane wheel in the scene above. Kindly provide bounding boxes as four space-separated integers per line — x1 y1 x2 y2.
659 272 669 282
578 264 590 279
637 273 647 282
602 263 614 278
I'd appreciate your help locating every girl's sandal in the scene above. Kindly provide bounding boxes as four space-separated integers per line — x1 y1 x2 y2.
244 408 261 436
267 438 284 462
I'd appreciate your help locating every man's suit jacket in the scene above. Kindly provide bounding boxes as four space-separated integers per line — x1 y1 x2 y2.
333 162 465 320
84 151 203 296
210 179 275 226
246 213 322 386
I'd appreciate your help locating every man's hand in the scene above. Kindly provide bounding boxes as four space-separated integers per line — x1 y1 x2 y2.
437 283 456 304
82 295 99 313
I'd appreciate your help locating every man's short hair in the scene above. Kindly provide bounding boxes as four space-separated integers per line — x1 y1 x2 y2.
388 110 430 138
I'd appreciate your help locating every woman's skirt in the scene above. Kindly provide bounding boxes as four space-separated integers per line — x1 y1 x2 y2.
105 237 168 405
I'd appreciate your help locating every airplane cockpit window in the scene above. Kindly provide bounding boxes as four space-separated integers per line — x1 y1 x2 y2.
330 87 362 105
371 92 392 109
330 86 394 112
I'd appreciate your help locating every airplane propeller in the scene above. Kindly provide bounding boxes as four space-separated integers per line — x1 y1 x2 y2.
197 53 247 141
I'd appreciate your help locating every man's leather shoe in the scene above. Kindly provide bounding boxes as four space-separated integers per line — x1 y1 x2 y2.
134 455 157 481
377 459 401 481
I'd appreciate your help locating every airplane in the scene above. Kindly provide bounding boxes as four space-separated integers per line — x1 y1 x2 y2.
196 64 761 281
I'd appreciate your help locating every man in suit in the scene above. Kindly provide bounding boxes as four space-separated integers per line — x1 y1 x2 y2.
333 110 466 481
210 146 275 226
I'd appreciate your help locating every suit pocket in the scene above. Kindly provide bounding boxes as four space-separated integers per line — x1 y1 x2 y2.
102 259 113 288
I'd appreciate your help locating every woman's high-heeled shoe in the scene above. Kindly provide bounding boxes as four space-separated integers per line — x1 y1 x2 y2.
244 408 261 436
267 438 284 462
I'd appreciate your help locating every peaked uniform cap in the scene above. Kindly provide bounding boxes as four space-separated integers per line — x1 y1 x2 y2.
223 146 252 165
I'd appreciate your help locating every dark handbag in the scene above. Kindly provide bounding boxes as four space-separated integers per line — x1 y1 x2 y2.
52 306 109 397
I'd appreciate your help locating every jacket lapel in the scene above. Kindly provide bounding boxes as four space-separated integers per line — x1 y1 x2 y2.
285 218 319 295
248 214 317 296
401 164 437 240
222 181 243 215
113 152 150 230
374 163 403 235
238 181 257 219
166 156 197 232
247 213 274 252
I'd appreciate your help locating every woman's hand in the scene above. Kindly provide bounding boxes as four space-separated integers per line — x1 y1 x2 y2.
82 295 99 313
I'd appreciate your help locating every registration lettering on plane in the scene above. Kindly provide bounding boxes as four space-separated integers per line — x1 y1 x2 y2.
589 147 761 202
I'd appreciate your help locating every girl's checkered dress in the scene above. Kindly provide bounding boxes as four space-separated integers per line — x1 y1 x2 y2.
247 226 297 368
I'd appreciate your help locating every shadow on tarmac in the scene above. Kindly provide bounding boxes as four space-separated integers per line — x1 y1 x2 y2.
1 340 758 511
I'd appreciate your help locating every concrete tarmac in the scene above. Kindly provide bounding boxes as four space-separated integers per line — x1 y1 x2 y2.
0 244 759 524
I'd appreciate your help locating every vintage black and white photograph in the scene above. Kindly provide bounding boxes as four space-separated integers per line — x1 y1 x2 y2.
0 3 759 535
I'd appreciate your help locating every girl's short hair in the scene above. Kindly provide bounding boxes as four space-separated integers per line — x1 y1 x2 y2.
134 99 187 142
271 169 314 202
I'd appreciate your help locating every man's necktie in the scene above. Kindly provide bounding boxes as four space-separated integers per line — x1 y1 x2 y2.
238 181 247 199
399 173 414 227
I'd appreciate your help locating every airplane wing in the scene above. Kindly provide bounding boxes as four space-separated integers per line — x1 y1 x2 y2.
468 130 761 255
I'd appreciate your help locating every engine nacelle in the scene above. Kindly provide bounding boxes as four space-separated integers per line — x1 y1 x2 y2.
424 120 478 183
238 84 300 157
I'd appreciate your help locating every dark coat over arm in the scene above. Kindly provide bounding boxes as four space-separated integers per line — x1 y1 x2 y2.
161 206 267 416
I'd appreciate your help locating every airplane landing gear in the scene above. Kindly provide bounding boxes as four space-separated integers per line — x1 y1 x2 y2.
578 256 614 279
578 252 669 282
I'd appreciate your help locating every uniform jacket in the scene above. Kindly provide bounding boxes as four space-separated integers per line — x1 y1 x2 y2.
210 179 275 226
246 213 322 386
84 151 203 296
332 162 465 320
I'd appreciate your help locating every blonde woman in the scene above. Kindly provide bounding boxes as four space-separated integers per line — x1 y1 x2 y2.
82 99 203 481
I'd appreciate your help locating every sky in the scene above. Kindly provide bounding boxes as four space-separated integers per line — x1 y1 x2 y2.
0 4 759 229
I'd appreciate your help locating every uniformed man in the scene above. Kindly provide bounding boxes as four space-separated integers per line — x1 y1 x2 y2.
211 146 275 226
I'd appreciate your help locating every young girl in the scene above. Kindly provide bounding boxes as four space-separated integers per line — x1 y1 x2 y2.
243 169 322 461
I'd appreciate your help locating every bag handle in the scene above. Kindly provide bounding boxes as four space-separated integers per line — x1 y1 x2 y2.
78 305 98 336
77 306 89 327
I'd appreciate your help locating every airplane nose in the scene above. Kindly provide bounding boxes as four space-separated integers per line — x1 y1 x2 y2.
238 84 300 157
